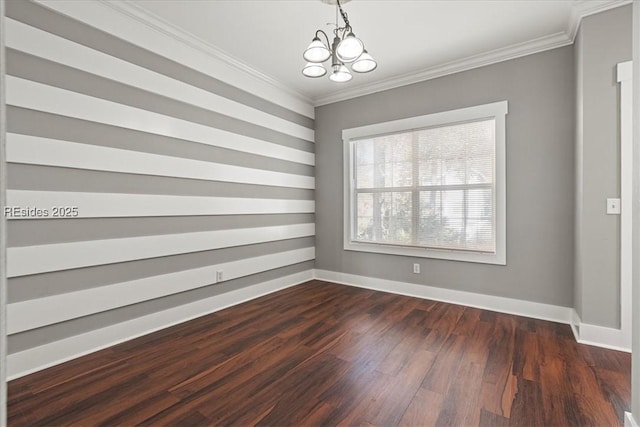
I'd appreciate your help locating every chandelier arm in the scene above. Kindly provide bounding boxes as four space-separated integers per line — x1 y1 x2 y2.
315 29 331 48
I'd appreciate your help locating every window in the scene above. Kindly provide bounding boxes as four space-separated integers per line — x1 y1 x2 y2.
343 101 507 264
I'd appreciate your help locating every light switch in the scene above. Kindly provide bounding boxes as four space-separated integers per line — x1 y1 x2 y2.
606 198 621 215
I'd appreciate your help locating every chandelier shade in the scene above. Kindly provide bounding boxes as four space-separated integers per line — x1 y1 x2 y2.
301 0 375 82
336 32 364 63
329 64 352 82
302 62 327 78
351 50 377 73
303 37 331 63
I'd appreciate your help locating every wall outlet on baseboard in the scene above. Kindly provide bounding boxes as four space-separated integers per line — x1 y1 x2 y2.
216 271 224 282
413 263 420 274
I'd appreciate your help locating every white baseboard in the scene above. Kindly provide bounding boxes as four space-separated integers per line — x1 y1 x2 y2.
570 307 581 341
7 269 314 380
314 269 632 352
626 412 639 427
9 247 315 334
570 310 631 352
9 268 630 380
313 269 573 324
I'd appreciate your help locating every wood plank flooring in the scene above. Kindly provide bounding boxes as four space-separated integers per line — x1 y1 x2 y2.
8 280 631 426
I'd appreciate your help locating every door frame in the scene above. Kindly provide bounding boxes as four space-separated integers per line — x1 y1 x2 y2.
617 60 633 348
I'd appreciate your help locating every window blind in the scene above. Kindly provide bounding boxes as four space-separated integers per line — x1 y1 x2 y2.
353 119 496 253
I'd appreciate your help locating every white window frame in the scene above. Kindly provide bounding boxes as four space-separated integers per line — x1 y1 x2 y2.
343 101 508 265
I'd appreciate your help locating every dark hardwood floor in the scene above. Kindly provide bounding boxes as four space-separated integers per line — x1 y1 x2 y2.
8 280 631 426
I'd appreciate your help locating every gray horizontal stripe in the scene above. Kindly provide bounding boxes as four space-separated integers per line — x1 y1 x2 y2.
5 0 314 129
8 164 315 199
7 107 314 177
8 214 314 247
7 49 315 153
8 261 314 353
8 237 314 303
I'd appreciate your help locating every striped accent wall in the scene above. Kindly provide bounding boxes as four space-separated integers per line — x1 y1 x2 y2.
4 0 315 379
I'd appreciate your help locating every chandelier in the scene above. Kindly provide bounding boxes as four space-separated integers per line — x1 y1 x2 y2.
302 0 377 82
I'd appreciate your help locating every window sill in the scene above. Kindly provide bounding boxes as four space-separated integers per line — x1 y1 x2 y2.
344 240 506 265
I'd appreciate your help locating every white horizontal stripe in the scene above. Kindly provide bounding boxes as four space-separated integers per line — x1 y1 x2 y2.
8 247 315 334
6 18 314 142
6 190 315 219
6 76 315 166
7 134 315 190
7 223 315 277
7 270 314 379
33 0 314 118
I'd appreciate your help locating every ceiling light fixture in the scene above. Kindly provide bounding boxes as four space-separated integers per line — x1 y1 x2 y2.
302 0 376 82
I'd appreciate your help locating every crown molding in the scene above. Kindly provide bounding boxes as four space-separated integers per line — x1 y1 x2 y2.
49 0 632 109
314 31 573 106
573 0 632 18
567 0 632 41
97 0 314 107
314 0 632 107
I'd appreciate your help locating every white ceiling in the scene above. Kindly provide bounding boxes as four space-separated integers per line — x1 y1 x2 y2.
125 0 625 105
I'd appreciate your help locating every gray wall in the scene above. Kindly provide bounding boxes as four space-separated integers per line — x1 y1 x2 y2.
4 0 315 377
574 5 632 328
316 46 575 307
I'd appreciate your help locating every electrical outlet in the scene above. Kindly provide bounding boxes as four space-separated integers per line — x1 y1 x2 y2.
216 271 224 282
413 263 420 274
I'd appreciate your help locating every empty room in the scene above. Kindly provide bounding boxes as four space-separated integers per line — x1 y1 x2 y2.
0 0 639 426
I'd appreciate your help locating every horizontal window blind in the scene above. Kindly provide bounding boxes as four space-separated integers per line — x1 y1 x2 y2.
353 119 496 253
